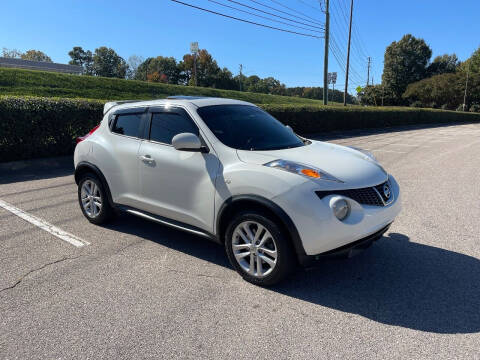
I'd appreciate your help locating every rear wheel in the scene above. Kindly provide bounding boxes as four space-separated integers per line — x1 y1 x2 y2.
225 211 295 286
78 173 113 224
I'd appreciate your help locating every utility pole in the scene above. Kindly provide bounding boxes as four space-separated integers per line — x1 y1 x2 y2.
344 0 353 106
190 42 199 86
367 57 371 87
463 61 470 112
381 84 384 106
193 55 197 86
323 0 330 105
239 64 243 91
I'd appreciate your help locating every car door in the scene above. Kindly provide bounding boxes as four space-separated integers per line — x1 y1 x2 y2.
137 106 220 233
105 107 148 209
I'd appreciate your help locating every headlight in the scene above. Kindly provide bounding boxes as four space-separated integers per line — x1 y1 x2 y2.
264 160 343 182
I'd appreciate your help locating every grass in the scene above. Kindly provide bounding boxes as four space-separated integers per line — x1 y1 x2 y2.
0 67 344 106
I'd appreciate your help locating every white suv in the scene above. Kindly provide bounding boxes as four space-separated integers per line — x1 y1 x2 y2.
74 96 401 285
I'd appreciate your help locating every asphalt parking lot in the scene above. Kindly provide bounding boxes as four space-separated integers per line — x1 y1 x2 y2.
1 123 479 359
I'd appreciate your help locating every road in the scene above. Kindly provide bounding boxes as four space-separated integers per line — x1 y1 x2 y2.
1 123 479 359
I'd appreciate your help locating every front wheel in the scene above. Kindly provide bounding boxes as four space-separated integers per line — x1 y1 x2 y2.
225 211 296 286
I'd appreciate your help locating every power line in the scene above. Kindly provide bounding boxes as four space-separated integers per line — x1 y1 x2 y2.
295 0 324 14
328 0 368 87
330 35 364 82
225 0 324 30
207 0 324 33
170 0 324 38
248 0 324 26
339 0 368 58
331 0 367 63
318 0 325 12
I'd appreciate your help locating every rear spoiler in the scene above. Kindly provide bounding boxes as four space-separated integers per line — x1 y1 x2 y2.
103 100 144 115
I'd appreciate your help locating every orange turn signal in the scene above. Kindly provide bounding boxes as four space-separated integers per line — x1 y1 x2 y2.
300 169 321 178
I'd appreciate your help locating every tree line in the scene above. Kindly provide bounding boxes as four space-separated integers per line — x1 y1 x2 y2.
359 34 480 112
2 46 355 103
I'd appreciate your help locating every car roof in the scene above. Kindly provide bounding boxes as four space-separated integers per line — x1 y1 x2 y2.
104 96 254 115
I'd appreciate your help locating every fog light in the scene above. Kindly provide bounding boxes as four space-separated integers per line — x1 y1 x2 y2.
332 198 350 221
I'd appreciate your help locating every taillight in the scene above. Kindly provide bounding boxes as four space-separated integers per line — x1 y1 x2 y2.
76 124 100 144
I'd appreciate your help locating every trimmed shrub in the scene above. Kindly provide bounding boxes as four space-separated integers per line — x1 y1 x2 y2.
1 96 480 163
260 104 480 134
0 96 103 162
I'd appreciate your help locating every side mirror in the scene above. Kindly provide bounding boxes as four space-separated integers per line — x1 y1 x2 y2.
286 125 294 133
172 133 208 153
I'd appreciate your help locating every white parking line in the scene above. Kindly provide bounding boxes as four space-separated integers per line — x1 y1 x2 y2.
0 199 89 247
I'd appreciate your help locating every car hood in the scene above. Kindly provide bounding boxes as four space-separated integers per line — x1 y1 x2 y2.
236 140 388 189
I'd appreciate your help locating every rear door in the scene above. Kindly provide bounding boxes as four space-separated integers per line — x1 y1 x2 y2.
105 107 148 208
137 106 220 232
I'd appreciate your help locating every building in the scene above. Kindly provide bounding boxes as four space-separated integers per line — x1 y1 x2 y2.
0 57 83 74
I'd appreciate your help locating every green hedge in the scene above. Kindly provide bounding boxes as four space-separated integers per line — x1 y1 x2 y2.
260 104 480 133
0 96 103 162
1 96 479 163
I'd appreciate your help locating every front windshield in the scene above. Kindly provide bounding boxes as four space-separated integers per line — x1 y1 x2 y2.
196 105 305 151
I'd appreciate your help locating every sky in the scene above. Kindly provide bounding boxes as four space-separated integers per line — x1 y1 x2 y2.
1 0 479 92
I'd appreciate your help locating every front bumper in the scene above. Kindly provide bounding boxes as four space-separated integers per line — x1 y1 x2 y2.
272 174 401 256
297 223 391 267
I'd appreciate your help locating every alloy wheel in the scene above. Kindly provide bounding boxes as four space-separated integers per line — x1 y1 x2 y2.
232 221 278 277
80 180 102 218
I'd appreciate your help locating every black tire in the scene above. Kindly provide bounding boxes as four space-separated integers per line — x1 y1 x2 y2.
225 210 296 286
77 172 114 225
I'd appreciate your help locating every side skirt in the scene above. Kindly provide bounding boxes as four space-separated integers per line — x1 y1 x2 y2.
116 205 221 244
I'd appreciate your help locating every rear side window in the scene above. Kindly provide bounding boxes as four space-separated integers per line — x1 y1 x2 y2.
112 114 143 137
149 112 199 144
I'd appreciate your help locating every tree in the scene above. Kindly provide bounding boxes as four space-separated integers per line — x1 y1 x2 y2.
403 73 468 109
126 55 144 79
2 48 23 58
179 49 221 87
427 54 459 76
68 46 94 75
214 68 237 90
382 34 432 104
20 49 52 62
92 47 128 78
137 56 180 84
460 47 480 75
360 85 396 106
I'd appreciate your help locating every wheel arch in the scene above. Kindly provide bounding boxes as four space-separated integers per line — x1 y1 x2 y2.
216 195 306 259
74 162 115 208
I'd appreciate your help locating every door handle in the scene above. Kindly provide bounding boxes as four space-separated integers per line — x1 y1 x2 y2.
140 154 154 162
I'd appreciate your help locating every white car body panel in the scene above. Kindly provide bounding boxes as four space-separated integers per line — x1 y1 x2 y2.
74 97 401 258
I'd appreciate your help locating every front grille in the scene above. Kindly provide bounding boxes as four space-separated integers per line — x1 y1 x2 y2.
316 180 392 207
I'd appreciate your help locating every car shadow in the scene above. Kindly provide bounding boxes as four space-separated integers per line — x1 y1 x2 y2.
105 214 480 334
273 233 480 334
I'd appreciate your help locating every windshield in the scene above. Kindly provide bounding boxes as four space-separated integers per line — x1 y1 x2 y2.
196 105 305 151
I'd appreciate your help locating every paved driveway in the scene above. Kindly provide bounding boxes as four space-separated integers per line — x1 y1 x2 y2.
1 123 479 359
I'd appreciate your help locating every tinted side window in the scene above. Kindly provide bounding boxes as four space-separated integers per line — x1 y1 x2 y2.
112 114 142 137
149 112 199 144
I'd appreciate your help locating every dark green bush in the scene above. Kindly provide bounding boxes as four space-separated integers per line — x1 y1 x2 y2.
260 104 480 134
0 96 103 162
1 96 479 163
